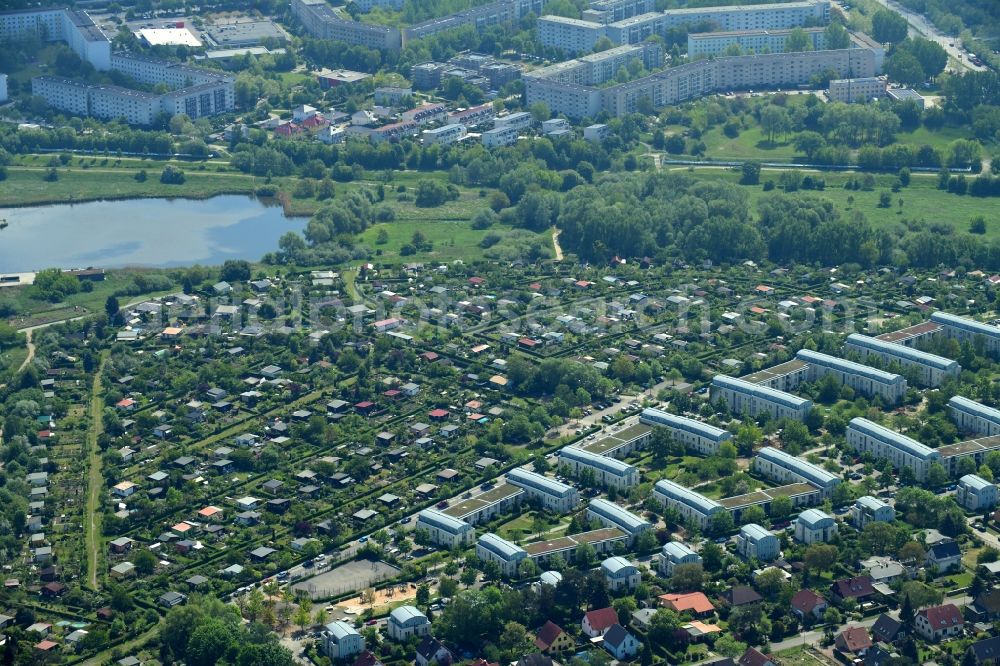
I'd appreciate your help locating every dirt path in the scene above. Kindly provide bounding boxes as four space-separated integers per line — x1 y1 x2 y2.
16 329 33 374
84 353 108 590
551 227 564 261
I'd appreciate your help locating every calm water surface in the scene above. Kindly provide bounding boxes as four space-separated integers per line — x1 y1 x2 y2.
0 196 307 272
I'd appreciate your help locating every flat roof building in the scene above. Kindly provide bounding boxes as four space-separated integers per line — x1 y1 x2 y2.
796 348 907 404
640 408 731 456
587 498 652 541
440 483 523 524
828 76 887 103
522 527 628 562
476 532 528 577
937 433 1000 476
507 468 580 513
653 478 725 530
753 446 841 495
710 374 812 421
847 418 940 481
415 508 474 548
845 333 960 387
688 26 826 58
558 446 639 489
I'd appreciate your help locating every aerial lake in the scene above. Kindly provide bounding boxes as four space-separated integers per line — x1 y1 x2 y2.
0 195 307 273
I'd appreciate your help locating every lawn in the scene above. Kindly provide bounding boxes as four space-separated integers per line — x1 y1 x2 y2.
700 126 800 162
775 646 839 666
685 168 1000 239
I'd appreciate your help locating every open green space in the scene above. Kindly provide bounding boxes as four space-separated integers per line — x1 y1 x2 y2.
0 166 256 207
686 168 1000 239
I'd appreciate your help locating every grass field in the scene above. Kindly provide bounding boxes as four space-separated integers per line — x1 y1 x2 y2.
684 168 998 239
694 118 976 164
358 219 515 265
0 166 257 207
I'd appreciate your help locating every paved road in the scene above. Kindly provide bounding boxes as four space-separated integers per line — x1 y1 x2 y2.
968 516 1000 552
857 0 986 73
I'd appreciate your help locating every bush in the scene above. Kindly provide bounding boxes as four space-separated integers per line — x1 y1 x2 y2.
160 166 185 184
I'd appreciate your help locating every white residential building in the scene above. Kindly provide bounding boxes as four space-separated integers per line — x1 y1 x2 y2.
322 621 364 660
387 606 431 642
794 508 838 544
949 395 1000 436
587 498 652 542
639 408 732 456
415 509 474 548
957 474 998 512
422 123 467 145
736 524 780 562
601 556 640 591
846 418 941 481
482 126 519 148
659 541 702 576
753 446 841 496
653 479 725 530
710 374 813 421
796 348 907 404
507 468 580 513
828 77 887 103
845 333 960 387
558 446 639 489
476 532 528 577
852 495 895 529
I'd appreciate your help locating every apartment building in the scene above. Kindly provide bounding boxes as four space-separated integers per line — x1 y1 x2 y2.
422 123 467 145
845 333 960 387
587 498 652 542
688 26 826 58
710 375 813 421
482 126 519 148
659 541 702 576
949 395 1000 436
415 509 475 548
639 408 732 456
660 0 830 32
494 111 534 131
0 8 111 70
653 479 725 530
846 418 941 481
957 474 998 512
538 15 608 54
404 0 544 41
476 532 528 577
753 446 841 496
794 508 838 544
796 348 907 404
828 76 887 103
527 37 881 118
507 468 580 513
931 311 1000 358
291 0 402 49
736 524 780 562
585 0 655 23
558 447 639 489
852 495 895 528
